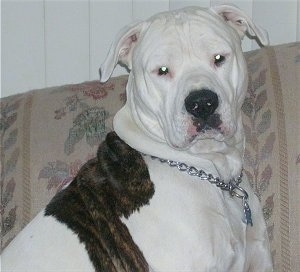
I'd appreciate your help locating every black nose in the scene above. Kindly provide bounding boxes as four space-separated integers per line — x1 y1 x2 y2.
184 89 219 120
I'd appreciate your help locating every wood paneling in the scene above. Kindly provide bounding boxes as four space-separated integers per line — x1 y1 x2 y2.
89 0 132 80
132 0 169 20
1 1 45 95
251 0 298 49
44 0 90 87
1 0 299 97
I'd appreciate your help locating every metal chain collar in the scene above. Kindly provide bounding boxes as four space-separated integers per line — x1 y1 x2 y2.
147 155 253 226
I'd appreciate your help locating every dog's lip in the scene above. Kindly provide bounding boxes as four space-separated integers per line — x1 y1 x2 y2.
167 127 228 150
169 130 221 149
185 119 227 144
187 114 222 138
190 130 223 141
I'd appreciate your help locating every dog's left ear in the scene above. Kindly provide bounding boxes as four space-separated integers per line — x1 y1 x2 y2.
100 21 146 82
211 4 269 46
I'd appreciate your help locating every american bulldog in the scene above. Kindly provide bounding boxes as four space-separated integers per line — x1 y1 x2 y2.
2 5 273 272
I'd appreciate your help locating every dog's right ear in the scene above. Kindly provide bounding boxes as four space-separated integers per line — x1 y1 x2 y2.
210 4 269 47
100 22 145 82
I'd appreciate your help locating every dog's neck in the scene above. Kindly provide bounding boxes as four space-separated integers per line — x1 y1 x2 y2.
114 104 244 181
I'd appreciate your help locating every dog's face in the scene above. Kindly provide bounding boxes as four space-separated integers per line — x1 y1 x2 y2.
100 5 268 150
128 11 247 149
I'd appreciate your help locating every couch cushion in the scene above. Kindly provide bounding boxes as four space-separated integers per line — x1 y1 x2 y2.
1 76 128 249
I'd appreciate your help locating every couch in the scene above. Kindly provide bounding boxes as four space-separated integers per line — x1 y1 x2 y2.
1 42 299 271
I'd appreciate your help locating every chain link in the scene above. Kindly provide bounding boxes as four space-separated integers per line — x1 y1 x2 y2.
149 155 253 226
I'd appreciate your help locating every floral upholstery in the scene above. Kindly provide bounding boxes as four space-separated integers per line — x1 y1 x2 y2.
1 76 127 248
1 42 299 271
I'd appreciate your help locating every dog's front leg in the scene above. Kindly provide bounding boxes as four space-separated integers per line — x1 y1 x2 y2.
245 192 273 271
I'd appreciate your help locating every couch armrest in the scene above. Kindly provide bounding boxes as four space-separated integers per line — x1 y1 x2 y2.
243 42 300 271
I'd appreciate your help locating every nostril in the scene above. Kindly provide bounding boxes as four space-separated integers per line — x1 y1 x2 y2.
184 89 219 120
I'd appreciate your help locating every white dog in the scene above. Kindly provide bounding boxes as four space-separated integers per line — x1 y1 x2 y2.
2 5 273 272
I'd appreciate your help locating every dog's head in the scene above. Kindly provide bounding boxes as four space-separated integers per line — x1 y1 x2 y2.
100 5 268 151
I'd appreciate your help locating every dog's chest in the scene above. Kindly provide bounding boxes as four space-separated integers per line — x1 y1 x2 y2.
122 157 246 271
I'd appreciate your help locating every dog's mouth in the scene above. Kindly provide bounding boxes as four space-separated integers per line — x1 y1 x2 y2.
164 113 224 149
191 113 222 133
181 111 237 146
186 113 223 139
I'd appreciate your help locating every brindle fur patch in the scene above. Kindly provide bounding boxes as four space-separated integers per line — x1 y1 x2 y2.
45 132 154 272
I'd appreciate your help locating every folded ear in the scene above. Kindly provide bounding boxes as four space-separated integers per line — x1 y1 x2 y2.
211 4 269 46
100 21 145 82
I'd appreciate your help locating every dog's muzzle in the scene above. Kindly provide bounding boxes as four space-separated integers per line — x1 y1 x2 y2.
184 89 221 132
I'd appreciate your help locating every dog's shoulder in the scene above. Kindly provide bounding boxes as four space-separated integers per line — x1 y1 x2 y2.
45 131 154 272
97 132 155 215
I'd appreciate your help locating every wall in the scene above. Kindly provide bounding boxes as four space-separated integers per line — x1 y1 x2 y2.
1 0 300 97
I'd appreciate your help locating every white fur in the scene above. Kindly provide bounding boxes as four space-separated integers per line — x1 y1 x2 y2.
122 157 270 271
109 5 272 271
100 6 263 180
1 5 272 271
2 211 94 272
116 105 272 271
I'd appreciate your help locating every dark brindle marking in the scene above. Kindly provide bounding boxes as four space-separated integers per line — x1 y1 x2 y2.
45 132 154 272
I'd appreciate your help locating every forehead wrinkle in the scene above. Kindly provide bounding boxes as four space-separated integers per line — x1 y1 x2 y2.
136 11 238 70
162 20 198 64
137 23 185 67
146 13 195 55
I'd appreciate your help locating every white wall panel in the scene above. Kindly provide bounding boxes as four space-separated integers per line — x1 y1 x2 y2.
44 0 90 87
297 0 300 41
1 1 45 96
1 0 299 97
90 0 132 80
252 0 298 49
298 0 300 40
132 0 169 20
170 0 210 10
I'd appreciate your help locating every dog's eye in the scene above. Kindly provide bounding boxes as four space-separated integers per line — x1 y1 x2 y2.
158 66 169 76
214 55 226 66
